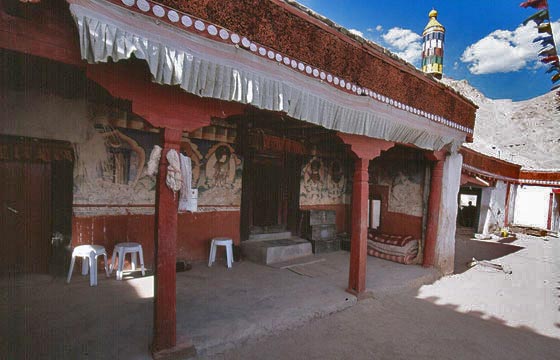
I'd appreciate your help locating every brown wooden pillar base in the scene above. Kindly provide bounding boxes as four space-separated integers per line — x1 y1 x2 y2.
152 336 196 360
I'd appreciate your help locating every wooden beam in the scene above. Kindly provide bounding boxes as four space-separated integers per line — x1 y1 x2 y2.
0 5 83 66
86 62 245 131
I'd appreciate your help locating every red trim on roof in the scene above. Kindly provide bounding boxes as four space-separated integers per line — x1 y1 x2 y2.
460 147 521 180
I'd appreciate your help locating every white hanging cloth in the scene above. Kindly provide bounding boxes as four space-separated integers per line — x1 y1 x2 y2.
146 145 162 176
166 149 182 192
179 153 197 212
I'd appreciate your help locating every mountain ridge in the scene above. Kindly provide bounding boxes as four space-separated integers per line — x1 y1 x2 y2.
441 78 560 171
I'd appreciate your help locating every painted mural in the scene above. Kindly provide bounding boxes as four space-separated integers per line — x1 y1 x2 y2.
372 161 425 217
300 156 349 205
73 126 159 208
186 140 243 207
73 122 244 213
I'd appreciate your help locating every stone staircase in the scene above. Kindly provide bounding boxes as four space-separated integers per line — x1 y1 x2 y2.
241 231 312 265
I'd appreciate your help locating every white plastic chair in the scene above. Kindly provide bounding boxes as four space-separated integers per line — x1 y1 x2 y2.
111 242 146 280
208 237 233 268
66 245 110 286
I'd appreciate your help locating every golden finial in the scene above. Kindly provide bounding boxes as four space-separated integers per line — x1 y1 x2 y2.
424 8 444 33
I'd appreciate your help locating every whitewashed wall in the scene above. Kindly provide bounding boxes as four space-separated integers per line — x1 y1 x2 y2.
513 186 551 229
434 151 462 275
481 180 508 234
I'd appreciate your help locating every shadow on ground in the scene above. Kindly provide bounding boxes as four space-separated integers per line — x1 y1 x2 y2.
0 272 153 360
454 237 524 274
201 232 560 359
2 231 556 359
201 282 559 360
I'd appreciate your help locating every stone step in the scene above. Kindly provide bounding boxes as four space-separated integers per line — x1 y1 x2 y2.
249 224 287 235
247 231 293 242
241 237 313 265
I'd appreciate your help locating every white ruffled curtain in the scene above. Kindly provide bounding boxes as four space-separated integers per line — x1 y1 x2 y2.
69 1 464 152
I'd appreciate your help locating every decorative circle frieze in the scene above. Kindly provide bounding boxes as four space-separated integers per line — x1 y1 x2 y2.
152 5 165 17
219 29 229 40
167 10 179 23
194 20 205 31
230 33 240 44
207 25 218 36
136 0 150 12
109 0 473 134
181 15 192 27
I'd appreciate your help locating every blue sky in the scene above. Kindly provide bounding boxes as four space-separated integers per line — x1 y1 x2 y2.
298 0 560 101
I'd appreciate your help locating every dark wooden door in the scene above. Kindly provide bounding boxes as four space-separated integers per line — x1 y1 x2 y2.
252 161 282 227
0 161 52 274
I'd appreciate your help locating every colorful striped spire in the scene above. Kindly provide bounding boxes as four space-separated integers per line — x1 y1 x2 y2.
422 9 445 79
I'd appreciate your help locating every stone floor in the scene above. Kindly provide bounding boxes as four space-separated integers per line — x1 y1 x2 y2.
202 230 560 360
0 250 439 359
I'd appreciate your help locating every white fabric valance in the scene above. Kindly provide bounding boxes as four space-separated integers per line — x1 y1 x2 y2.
69 0 465 151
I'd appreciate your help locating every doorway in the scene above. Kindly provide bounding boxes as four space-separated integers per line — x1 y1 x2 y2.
0 137 74 275
241 152 301 239
0 161 52 274
252 156 283 229
458 188 482 229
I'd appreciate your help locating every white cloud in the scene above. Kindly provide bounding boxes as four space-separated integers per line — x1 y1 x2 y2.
461 20 560 75
348 28 364 38
381 27 422 64
375 25 383 32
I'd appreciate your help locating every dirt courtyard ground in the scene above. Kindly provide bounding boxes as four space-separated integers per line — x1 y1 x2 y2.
2 229 558 359
204 230 560 360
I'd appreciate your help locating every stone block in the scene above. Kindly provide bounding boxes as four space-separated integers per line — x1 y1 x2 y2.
310 238 340 254
309 224 337 241
241 237 312 265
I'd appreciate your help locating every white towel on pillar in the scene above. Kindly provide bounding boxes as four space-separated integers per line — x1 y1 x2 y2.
146 145 162 176
166 149 182 192
179 153 197 212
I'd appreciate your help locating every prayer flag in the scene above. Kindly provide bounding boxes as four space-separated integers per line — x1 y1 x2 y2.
523 9 549 25
533 35 555 47
539 46 557 57
538 22 553 34
541 55 559 64
520 0 548 10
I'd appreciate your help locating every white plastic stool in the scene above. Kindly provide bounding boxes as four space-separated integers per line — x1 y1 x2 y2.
208 237 233 268
111 242 145 280
66 245 110 286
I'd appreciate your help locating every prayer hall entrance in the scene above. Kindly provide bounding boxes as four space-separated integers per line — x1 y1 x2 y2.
0 136 73 275
243 152 302 237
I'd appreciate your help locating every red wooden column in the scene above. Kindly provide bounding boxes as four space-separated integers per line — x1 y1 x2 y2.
423 151 446 268
338 133 394 297
347 157 370 295
152 127 187 356
504 182 511 227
